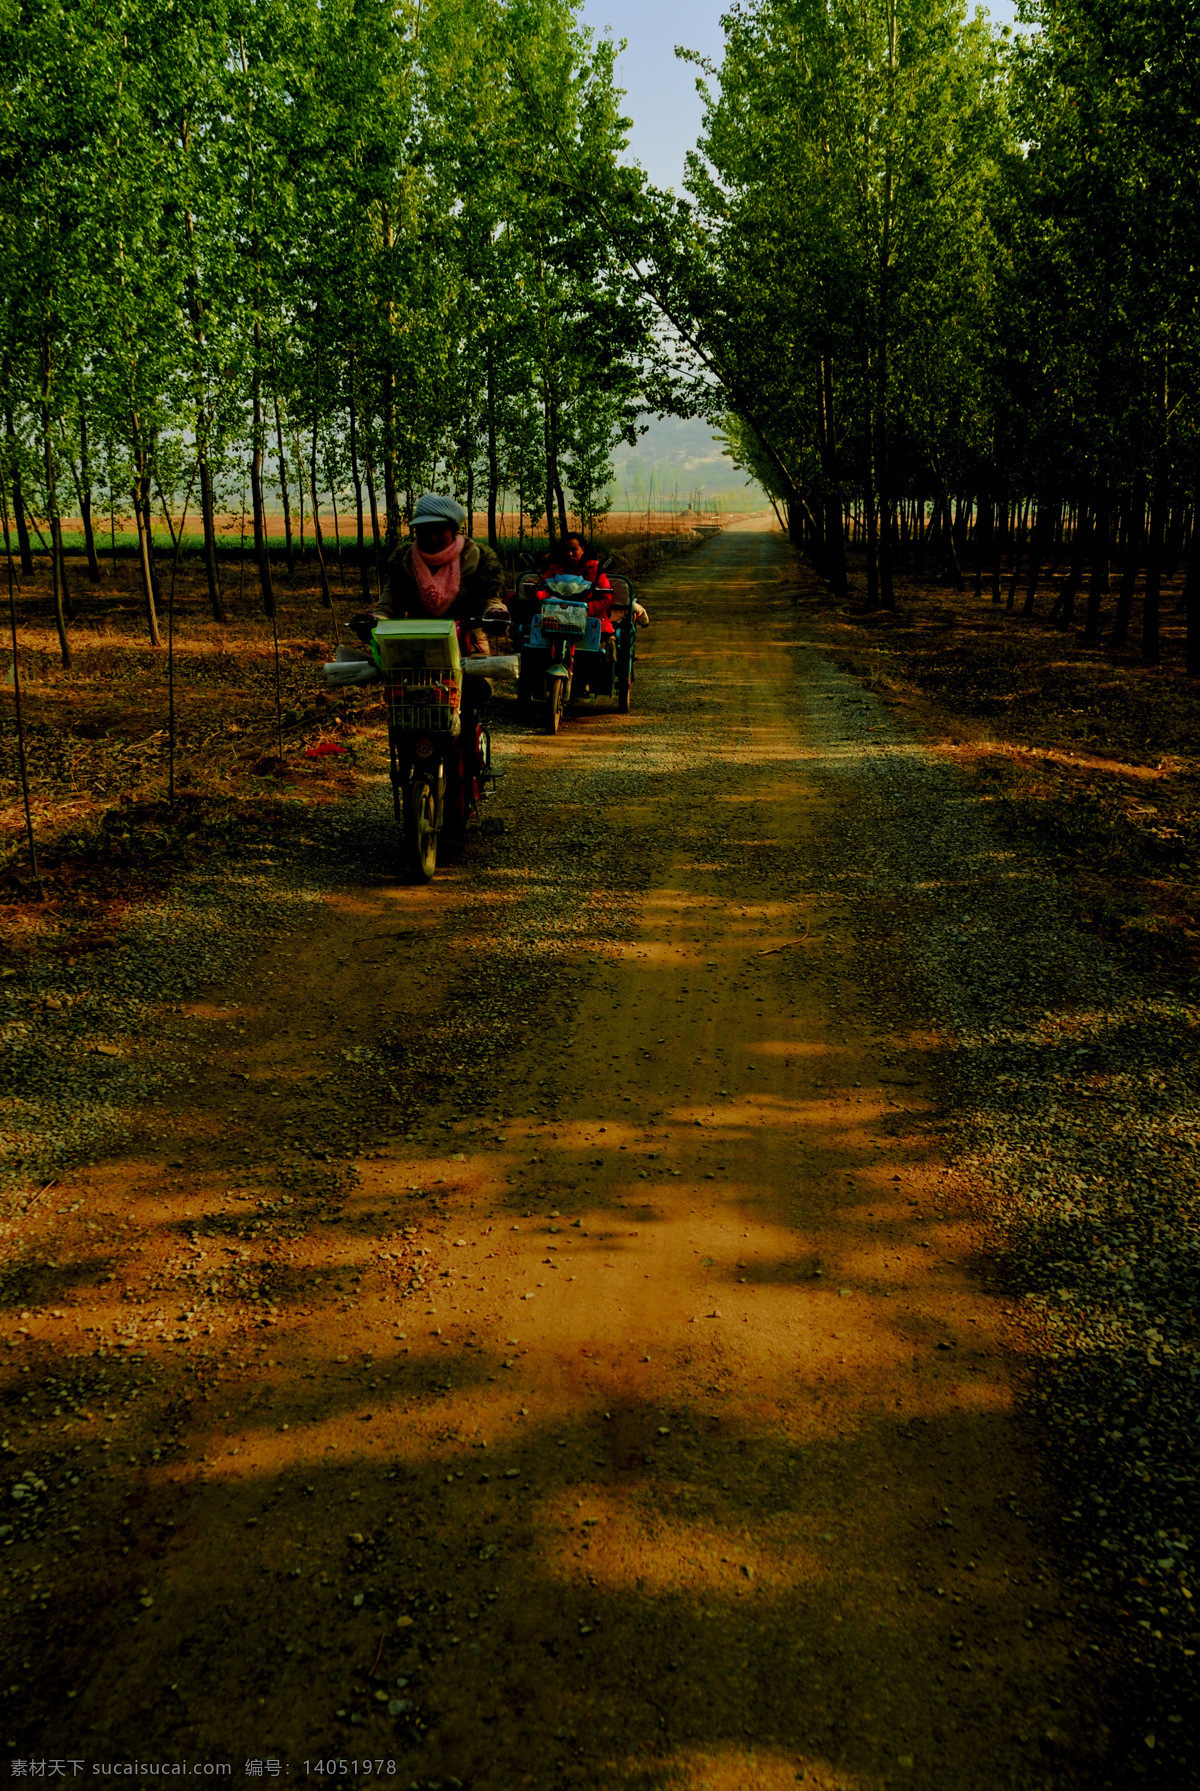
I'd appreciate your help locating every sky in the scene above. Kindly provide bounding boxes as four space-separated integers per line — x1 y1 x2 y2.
578 0 1021 193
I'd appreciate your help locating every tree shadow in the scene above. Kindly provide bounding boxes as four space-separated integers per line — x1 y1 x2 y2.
4 1381 1109 1790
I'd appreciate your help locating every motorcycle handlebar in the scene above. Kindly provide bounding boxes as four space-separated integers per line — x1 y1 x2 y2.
347 611 509 639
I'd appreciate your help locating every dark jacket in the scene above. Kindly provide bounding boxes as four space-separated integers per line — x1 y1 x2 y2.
379 538 503 623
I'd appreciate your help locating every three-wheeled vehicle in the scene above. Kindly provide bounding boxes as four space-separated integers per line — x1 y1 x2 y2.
513 566 640 733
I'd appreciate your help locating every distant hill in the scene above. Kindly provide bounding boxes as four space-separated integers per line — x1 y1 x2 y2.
608 415 761 505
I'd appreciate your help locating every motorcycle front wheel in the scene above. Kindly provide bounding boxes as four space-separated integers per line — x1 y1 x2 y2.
546 677 566 735
405 771 438 882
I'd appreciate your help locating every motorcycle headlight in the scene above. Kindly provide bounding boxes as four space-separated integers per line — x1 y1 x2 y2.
415 739 434 760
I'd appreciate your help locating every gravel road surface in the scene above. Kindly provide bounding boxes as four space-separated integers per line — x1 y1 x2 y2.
3 516 1193 1788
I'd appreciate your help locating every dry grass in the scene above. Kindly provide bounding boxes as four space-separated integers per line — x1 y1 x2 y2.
791 546 1200 994
52 507 749 554
0 555 372 942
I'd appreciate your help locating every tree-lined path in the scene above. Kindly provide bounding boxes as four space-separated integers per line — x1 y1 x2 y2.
6 520 1123 1787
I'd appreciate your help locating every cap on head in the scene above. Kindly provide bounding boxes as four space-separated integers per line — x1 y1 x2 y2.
412 492 467 529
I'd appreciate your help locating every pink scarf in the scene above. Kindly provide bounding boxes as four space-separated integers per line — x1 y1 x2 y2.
410 535 465 616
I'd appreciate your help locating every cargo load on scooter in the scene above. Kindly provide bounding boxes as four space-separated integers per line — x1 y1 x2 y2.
372 618 462 675
356 619 463 735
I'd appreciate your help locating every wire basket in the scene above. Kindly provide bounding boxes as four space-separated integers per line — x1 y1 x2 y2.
385 671 462 736
539 596 589 636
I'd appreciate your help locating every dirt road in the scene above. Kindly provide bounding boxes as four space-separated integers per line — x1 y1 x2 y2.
4 518 1105 1788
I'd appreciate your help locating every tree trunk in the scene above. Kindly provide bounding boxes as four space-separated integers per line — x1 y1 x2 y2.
862 376 878 607
874 370 895 610
825 492 847 598
295 429 305 554
364 442 383 592
1111 470 1144 648
466 462 475 538
864 486 879 608
381 361 397 560
953 492 970 575
5 404 33 575
309 407 332 608
77 413 101 582
1165 501 1186 575
991 486 1006 604
5 417 32 573
1007 497 1030 611
544 398 556 553
273 392 295 575
937 485 964 590
1185 477 1200 678
914 495 928 579
1142 459 1166 665
154 472 181 563
1050 502 1089 627
1084 476 1108 643
486 350 499 551
39 348 70 667
974 490 988 599
250 324 275 617
198 443 225 622
347 353 370 598
142 469 165 611
1023 496 1049 617
380 210 399 561
807 482 824 565
327 439 343 570
130 419 161 647
180 145 223 620
1176 506 1195 613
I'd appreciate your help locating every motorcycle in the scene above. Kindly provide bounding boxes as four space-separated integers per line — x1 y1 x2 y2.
347 610 514 882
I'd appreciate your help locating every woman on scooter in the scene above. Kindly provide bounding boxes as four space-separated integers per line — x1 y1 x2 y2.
542 532 649 634
543 531 611 619
353 493 504 642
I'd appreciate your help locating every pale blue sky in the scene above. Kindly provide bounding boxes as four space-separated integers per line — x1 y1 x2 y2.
578 0 1021 192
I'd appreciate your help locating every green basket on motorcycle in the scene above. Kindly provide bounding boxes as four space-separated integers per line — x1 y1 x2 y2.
374 620 463 737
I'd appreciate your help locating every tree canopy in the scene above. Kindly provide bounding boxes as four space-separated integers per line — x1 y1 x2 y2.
0 0 663 651
642 0 1199 662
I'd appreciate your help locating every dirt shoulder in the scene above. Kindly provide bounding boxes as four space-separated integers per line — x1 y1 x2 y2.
786 554 1200 1001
